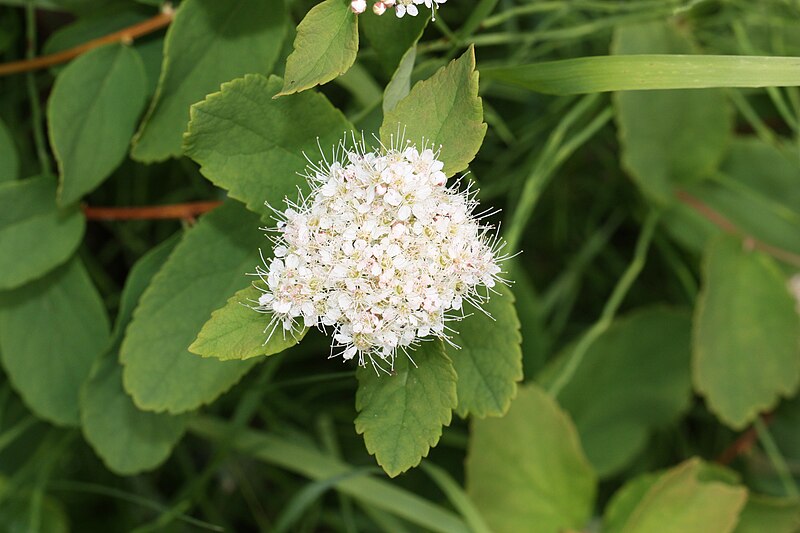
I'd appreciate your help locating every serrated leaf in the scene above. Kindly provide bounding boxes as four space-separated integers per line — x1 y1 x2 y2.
184 74 353 216
0 176 85 291
360 8 427 76
465 383 596 533
693 235 800 429
604 459 747 533
131 0 287 162
277 0 358 96
120 201 263 413
380 46 486 177
190 285 307 360
447 284 522 418
355 341 457 477
613 21 732 203
0 258 110 426
81 235 185 475
0 117 18 183
538 308 693 477
48 43 147 205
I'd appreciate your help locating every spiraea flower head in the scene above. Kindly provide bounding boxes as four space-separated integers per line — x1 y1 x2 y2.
253 135 506 373
366 0 445 20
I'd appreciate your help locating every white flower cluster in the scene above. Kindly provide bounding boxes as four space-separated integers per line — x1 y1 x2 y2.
350 0 446 19
253 139 504 372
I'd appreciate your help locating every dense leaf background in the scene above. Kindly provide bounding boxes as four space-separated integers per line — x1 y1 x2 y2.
0 0 799 531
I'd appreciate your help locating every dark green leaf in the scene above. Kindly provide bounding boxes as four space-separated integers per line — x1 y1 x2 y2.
120 201 263 413
48 43 147 205
131 0 287 162
0 117 18 183
613 21 732 202
0 258 110 426
184 74 353 216
0 176 85 291
355 341 457 477
447 284 522 418
360 9 427 76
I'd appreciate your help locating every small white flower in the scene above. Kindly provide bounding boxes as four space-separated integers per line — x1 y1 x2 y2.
253 136 508 373
350 0 366 13
395 0 417 17
372 1 387 15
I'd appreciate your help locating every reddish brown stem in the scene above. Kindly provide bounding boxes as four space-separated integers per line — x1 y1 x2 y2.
82 201 222 221
676 190 800 268
0 9 174 77
717 413 774 465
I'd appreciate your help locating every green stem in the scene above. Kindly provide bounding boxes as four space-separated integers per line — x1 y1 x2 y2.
754 417 800 498
25 4 51 176
547 210 660 398
187 416 470 533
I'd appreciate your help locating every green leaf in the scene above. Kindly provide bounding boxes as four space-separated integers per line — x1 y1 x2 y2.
0 176 85 291
184 74 353 216
383 45 416 115
360 8 427 77
694 235 800 429
0 117 18 183
538 308 693 477
81 235 185 475
613 21 732 203
355 340 457 477
82 356 187 475
447 284 522 418
0 258 110 426
120 201 263 413
277 0 358 96
0 477 69 533
380 46 486 177
190 285 307 360
482 55 800 94
131 0 287 162
734 496 800 533
465 383 596 533
48 43 147 205
604 459 747 533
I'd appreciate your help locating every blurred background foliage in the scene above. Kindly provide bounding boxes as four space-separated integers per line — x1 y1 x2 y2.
0 0 800 531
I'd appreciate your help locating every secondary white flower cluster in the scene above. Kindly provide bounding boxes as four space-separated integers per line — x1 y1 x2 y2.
253 139 504 372
350 0 446 19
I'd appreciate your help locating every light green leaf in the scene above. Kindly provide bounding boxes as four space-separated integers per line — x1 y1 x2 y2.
0 117 18 182
380 46 486 177
613 21 732 203
466 383 596 533
383 45 416 115
360 8 427 76
190 285 306 360
694 235 800 429
81 235 185 475
355 341 457 477
48 43 147 205
539 308 693 477
131 0 287 162
0 258 110 426
735 496 800 533
447 284 522 418
604 459 747 533
184 74 353 216
0 176 85 291
120 201 263 413
277 0 358 96
482 55 800 94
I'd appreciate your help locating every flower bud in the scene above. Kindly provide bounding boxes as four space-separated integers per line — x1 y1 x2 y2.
350 0 366 13
372 1 387 15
